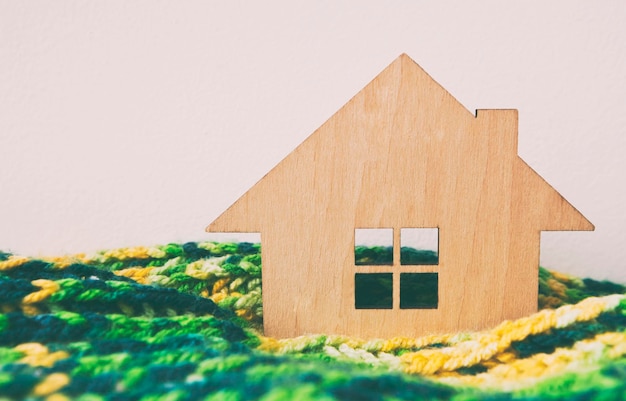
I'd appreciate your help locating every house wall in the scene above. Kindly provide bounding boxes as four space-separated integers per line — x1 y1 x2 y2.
244 57 547 338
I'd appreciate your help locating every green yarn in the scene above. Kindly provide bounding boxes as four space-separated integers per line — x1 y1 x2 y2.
0 242 624 400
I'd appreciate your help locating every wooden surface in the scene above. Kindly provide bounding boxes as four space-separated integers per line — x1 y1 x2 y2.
207 54 594 339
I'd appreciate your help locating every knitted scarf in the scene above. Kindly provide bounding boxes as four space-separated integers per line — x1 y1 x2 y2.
0 242 624 400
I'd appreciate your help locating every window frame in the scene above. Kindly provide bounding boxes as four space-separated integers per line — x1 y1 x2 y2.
353 226 440 310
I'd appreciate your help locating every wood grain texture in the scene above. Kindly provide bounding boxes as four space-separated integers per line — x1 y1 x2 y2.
207 54 594 339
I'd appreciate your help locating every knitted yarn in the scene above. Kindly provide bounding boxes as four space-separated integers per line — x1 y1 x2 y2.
0 242 624 400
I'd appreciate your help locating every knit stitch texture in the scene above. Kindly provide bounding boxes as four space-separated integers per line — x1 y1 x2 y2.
0 242 624 400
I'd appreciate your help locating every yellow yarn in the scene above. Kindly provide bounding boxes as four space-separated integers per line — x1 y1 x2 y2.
257 336 282 352
33 373 70 396
42 255 85 268
16 343 69 368
114 267 154 284
22 279 60 304
599 332 626 359
0 255 29 271
400 295 624 375
21 305 42 316
212 278 230 294
444 332 626 388
102 246 152 261
236 309 256 320
257 326 479 357
210 292 227 303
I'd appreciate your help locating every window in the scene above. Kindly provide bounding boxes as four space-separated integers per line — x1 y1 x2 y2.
400 228 439 265
355 273 393 309
354 228 393 265
354 227 439 310
400 273 438 309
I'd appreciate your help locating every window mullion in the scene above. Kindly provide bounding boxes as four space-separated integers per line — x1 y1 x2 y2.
393 227 401 309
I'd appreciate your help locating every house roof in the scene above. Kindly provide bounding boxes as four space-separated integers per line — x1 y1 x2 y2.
207 54 593 234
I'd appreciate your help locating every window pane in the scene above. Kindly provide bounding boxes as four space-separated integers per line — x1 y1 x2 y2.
400 228 439 265
355 228 393 265
400 273 438 309
355 273 393 309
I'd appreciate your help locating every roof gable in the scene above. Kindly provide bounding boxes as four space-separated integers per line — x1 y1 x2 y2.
514 158 594 231
207 54 592 233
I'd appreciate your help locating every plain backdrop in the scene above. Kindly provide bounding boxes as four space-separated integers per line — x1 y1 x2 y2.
1 1 624 282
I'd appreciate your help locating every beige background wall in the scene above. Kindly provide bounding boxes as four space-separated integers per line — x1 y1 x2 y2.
1 1 624 282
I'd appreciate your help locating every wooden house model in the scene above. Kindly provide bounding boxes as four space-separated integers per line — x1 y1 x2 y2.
207 54 593 339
